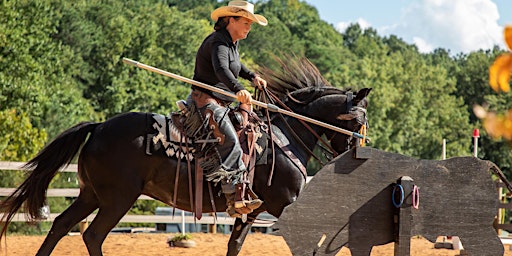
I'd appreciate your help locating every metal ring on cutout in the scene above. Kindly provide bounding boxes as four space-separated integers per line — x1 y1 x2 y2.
392 184 404 208
412 185 420 209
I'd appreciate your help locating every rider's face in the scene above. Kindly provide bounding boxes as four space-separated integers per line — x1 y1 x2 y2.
227 17 253 42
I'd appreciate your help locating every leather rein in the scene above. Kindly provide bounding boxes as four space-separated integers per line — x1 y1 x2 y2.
257 87 358 185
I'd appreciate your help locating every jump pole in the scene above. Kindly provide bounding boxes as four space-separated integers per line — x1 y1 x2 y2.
122 58 368 141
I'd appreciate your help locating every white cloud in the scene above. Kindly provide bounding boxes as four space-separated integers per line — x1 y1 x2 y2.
392 0 505 54
335 18 372 33
412 37 434 53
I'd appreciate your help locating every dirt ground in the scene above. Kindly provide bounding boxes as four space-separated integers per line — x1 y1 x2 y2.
2 233 512 256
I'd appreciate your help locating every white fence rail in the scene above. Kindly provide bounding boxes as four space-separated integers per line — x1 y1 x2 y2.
0 161 77 172
10 213 241 226
0 161 274 228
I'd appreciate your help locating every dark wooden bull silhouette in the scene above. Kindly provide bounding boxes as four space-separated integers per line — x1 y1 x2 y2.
277 147 504 256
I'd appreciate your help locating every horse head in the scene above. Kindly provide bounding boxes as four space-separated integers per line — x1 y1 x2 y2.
284 86 371 155
327 87 372 153
259 56 372 156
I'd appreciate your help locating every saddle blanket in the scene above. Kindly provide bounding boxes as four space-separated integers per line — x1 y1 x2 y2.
148 113 194 160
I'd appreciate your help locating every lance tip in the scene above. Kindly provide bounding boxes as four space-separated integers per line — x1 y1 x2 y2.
122 58 138 67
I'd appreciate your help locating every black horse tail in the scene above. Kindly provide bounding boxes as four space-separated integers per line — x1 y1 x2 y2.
0 121 100 238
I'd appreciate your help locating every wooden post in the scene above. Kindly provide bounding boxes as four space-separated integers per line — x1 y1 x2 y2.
394 176 414 256
208 213 217 233
497 184 505 236
79 219 88 234
208 224 217 233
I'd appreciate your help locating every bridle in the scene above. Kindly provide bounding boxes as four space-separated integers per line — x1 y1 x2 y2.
328 91 369 150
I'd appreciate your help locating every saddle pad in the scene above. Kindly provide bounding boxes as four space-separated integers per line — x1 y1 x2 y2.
148 113 194 160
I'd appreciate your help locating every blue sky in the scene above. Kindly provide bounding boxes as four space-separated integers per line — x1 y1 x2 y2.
304 0 511 54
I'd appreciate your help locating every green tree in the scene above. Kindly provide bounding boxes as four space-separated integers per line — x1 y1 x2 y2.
452 49 502 119
0 109 49 235
0 0 97 139
337 26 471 158
0 109 46 190
255 0 346 73
0 109 46 162
451 49 512 177
55 0 211 117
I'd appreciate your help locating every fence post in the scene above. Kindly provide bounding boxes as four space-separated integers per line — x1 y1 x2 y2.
79 218 89 234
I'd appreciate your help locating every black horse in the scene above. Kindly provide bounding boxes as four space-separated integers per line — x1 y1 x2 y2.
0 57 371 256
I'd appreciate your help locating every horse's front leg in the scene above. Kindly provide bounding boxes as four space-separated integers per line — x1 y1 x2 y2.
226 212 259 256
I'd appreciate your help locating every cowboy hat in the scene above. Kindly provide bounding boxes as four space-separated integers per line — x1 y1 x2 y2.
211 1 268 26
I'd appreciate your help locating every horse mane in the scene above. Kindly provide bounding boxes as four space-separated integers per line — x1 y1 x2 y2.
258 55 345 102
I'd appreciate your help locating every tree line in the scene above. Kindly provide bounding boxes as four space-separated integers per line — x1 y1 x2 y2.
1 0 511 233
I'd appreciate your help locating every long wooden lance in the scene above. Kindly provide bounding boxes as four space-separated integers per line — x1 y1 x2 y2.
122 58 367 139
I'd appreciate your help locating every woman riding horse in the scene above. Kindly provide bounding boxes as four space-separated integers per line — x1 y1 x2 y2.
189 0 268 218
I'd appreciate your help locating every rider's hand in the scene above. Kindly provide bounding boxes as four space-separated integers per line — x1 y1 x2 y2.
236 89 252 104
252 75 267 90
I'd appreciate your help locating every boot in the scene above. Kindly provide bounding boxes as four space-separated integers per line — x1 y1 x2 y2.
222 181 243 218
222 182 263 218
234 183 263 211
224 192 243 218
224 192 261 218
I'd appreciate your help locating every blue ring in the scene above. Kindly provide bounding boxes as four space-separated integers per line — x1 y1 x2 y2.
392 184 405 208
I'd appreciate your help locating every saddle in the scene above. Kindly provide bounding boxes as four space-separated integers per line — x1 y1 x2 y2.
163 100 268 219
171 100 267 169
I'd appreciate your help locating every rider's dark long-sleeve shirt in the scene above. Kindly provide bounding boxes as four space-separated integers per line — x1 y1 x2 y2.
193 28 255 100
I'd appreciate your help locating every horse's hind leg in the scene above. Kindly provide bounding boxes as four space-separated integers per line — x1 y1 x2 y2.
36 191 98 256
81 190 140 256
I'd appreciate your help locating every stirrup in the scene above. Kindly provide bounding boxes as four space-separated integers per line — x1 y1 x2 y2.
245 198 263 210
226 198 260 218
234 199 263 210
233 183 263 211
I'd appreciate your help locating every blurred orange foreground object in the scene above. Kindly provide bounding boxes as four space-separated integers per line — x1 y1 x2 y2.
505 26 512 50
474 105 512 140
489 25 512 93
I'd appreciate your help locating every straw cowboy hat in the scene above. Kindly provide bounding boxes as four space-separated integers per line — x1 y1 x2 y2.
211 1 268 26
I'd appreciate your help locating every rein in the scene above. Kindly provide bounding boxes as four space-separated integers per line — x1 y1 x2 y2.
257 87 341 180
263 88 338 160
255 86 369 183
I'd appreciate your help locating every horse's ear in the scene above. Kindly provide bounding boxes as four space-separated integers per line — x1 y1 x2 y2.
354 88 372 102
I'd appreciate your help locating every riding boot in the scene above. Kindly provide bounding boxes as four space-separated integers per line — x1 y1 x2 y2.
234 183 263 211
221 179 263 218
